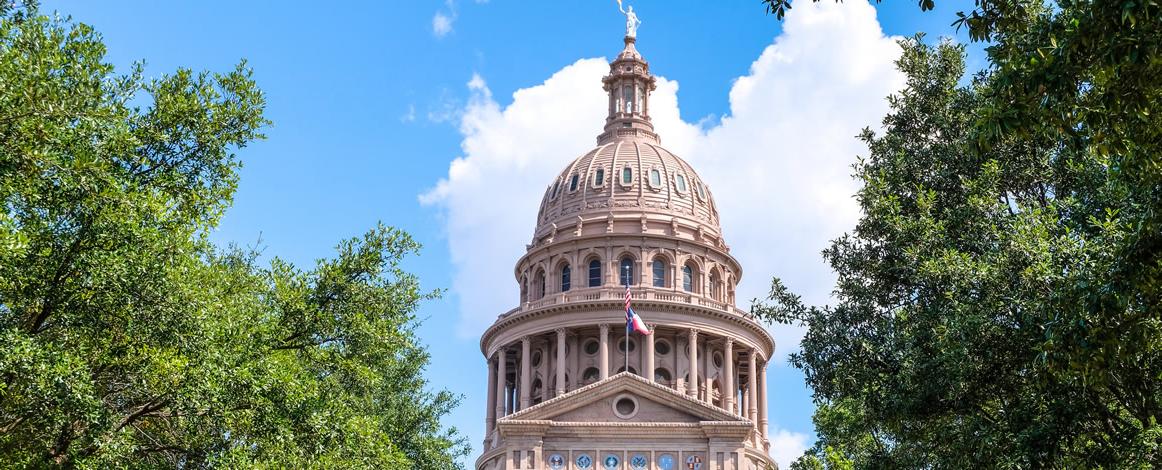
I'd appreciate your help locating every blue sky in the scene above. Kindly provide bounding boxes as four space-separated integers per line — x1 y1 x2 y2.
43 1 983 466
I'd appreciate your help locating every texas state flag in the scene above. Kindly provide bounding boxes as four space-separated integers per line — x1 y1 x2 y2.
625 285 651 335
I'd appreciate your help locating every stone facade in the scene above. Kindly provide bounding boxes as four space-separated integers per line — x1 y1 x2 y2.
476 32 777 470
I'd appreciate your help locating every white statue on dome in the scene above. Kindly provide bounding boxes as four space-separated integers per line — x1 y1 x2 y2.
617 0 642 38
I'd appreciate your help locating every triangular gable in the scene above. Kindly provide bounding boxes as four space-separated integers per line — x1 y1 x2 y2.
501 372 748 423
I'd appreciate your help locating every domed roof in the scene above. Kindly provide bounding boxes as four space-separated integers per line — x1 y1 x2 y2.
528 35 724 247
534 141 721 238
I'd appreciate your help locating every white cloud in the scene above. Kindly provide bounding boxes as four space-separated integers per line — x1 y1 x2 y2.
432 11 454 37
769 428 812 469
400 103 416 123
422 0 905 358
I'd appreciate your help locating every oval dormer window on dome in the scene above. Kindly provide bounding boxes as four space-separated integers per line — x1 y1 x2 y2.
551 181 560 199
695 181 705 201
621 166 633 186
569 174 580 192
649 169 662 188
593 168 605 188
676 173 687 193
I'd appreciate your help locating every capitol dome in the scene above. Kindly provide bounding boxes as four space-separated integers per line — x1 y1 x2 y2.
476 27 777 470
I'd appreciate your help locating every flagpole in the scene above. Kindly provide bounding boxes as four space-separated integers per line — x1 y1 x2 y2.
623 265 629 374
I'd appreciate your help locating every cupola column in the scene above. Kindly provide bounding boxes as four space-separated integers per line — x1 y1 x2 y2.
599 324 610 379
555 328 567 396
723 338 734 413
687 328 699 398
520 337 531 409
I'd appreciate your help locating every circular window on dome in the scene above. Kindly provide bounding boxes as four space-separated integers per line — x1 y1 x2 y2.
654 339 671 356
583 339 599 356
531 350 543 367
617 338 636 353
613 394 638 419
713 351 724 369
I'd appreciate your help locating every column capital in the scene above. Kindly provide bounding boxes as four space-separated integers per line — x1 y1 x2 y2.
520 335 532 345
724 337 734 347
554 327 568 336
646 323 658 330
688 328 700 339
599 323 610 334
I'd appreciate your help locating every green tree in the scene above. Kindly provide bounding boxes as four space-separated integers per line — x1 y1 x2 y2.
0 6 467 468
755 0 1162 462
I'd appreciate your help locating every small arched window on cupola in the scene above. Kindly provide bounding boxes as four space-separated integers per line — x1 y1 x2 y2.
594 168 605 187
649 169 662 188
676 174 688 193
622 166 633 186
569 174 580 192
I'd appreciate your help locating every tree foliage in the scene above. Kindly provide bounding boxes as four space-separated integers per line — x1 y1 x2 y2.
755 0 1162 466
0 7 467 468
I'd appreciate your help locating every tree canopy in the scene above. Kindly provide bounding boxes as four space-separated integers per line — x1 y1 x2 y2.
0 6 467 468
755 0 1161 467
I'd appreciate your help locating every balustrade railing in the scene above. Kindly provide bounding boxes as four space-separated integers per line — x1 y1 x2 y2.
506 286 744 319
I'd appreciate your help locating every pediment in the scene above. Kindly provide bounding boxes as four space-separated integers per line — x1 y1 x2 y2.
501 372 748 424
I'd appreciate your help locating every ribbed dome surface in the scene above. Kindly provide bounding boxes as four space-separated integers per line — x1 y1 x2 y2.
534 139 720 239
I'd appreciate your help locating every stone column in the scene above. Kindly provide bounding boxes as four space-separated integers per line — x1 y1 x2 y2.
645 324 656 381
759 357 769 441
495 347 507 418
520 337 531 410
688 329 699 398
599 323 610 379
555 328 567 396
568 334 579 392
486 356 497 433
740 384 748 417
748 350 758 427
505 383 513 415
723 339 734 413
